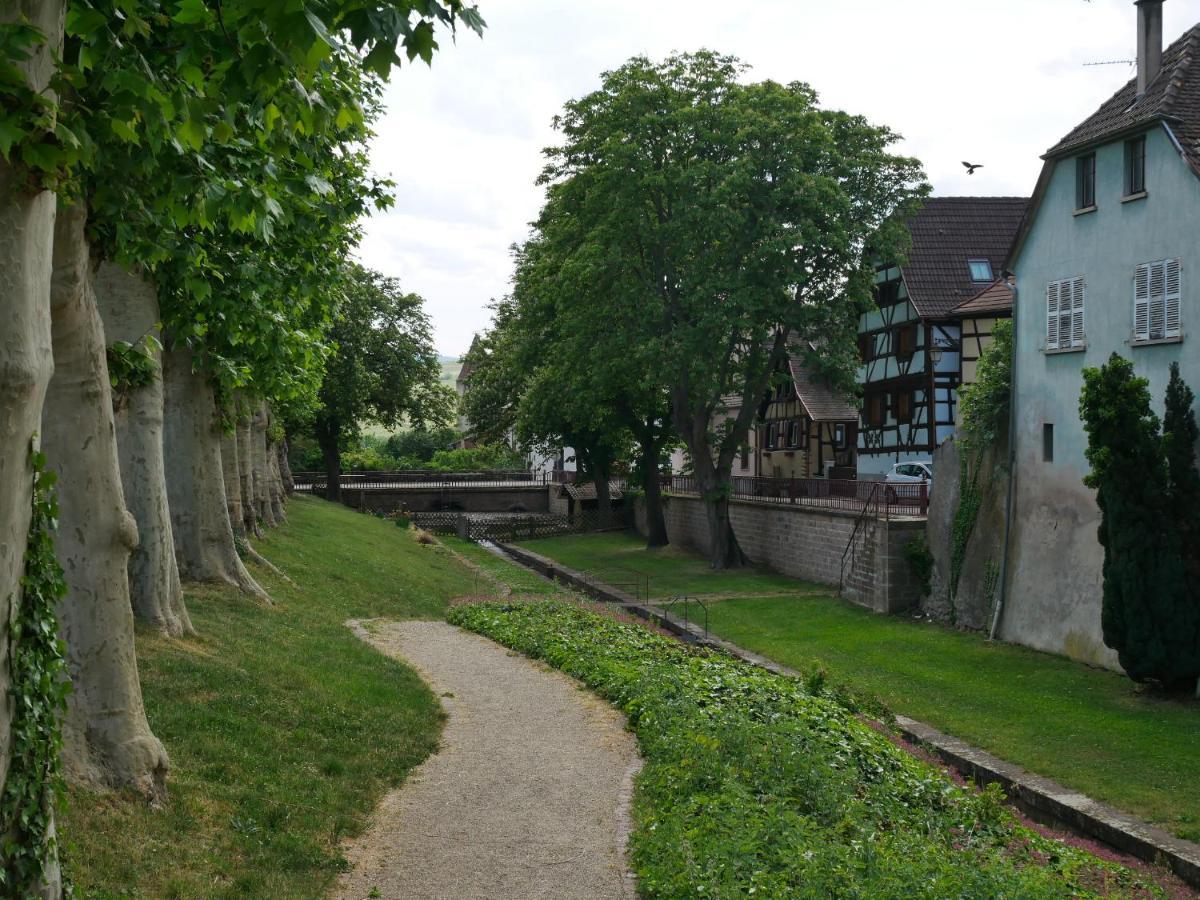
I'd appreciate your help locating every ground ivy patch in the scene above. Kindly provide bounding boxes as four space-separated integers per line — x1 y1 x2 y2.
449 600 1162 898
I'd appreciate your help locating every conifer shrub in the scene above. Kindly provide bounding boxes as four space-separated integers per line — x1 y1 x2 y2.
1080 355 1200 691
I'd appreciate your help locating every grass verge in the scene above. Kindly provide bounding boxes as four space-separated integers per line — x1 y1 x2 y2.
59 496 479 898
450 599 1162 898
519 531 1200 842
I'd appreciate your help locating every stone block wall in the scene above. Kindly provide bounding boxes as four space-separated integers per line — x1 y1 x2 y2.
635 495 924 614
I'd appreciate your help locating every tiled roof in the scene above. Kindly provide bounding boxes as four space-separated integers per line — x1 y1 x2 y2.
1045 23 1200 177
950 279 1014 318
562 481 624 501
901 197 1029 319
787 356 857 422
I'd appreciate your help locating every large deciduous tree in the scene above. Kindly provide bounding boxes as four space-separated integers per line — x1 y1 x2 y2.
1081 355 1200 692
538 51 926 567
309 264 450 501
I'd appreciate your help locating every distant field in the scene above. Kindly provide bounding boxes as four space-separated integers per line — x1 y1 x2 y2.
439 355 463 387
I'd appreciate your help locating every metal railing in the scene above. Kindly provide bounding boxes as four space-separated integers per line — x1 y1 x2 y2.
293 469 555 492
664 474 927 517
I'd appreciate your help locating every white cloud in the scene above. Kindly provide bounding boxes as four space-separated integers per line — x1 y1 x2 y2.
357 0 1200 356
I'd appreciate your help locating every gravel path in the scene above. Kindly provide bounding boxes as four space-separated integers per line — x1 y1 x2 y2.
337 619 642 900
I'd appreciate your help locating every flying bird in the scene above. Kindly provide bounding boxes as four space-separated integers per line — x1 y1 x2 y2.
962 161 984 175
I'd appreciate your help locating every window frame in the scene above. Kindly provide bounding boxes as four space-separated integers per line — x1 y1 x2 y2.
865 393 886 427
1124 135 1147 197
893 389 913 423
968 259 993 282
1046 276 1086 351
1075 153 1096 211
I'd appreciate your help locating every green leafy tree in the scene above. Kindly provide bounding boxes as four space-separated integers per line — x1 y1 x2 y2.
308 265 451 500
1080 354 1200 691
538 51 926 566
957 318 1012 449
386 426 459 465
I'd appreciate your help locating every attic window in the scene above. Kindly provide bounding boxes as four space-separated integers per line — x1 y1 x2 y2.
968 259 993 282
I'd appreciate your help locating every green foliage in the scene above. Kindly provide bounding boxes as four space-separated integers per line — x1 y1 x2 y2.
1081 354 1200 689
529 50 927 530
106 333 162 408
384 426 457 463
903 536 934 599
449 600 1156 897
1 444 70 896
302 263 451 473
957 318 1013 450
425 444 525 472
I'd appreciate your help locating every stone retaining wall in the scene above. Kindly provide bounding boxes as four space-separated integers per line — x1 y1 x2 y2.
339 485 550 514
635 494 925 613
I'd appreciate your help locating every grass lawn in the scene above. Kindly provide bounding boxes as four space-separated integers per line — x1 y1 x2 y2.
437 535 561 597
60 496 481 898
519 531 1200 842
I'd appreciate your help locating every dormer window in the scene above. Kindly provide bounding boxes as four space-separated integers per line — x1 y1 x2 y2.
1076 153 1096 211
1124 136 1146 197
968 259 993 282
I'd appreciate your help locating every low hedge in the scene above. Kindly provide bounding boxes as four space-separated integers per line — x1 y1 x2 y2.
448 600 1159 898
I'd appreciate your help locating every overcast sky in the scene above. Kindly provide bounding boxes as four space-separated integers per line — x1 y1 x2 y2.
355 0 1200 358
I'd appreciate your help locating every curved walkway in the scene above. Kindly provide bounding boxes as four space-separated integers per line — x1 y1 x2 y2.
337 619 642 900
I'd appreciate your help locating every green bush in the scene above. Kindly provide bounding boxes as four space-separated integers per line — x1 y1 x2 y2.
449 600 1155 898
426 443 525 471
1081 356 1200 690
903 536 934 599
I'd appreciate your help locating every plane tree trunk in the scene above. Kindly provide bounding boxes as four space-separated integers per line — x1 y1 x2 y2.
0 4 66 889
277 437 294 496
42 201 169 799
236 416 260 536
251 404 277 528
316 417 342 503
93 262 192 636
162 343 268 601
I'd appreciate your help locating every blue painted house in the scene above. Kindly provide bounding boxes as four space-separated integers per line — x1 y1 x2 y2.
1001 3 1200 667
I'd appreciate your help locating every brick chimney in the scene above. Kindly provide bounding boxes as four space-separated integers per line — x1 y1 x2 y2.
1136 0 1164 95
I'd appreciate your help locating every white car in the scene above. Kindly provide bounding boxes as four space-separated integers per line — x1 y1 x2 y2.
885 461 933 484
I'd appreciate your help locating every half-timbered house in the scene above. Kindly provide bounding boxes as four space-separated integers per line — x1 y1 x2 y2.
757 350 857 479
857 197 1028 476
950 278 1014 391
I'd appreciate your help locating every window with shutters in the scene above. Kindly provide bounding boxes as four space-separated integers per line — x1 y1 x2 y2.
1046 276 1086 351
895 323 917 361
866 393 886 426
1133 258 1182 343
894 390 913 423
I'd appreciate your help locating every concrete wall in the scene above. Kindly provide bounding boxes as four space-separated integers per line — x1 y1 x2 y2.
338 485 550 514
634 495 924 614
1008 124 1200 670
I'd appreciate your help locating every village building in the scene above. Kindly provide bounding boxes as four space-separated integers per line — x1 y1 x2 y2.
756 348 858 479
1001 4 1200 668
857 197 1028 476
948 278 1013 391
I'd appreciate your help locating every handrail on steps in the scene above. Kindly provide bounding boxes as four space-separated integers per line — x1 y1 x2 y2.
839 482 881 593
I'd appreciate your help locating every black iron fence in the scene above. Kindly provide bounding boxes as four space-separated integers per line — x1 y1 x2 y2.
665 474 928 518
294 470 553 493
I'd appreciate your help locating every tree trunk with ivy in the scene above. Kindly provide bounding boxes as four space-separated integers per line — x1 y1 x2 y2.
94 263 193 636
42 202 170 799
0 5 67 891
162 343 268 600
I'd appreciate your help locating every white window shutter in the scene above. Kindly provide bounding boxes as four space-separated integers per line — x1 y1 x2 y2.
1071 276 1085 347
1046 281 1059 349
1149 261 1167 340
1165 258 1182 338
1134 264 1150 341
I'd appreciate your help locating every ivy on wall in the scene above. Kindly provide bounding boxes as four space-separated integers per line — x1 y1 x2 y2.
1 443 70 896
106 333 162 411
